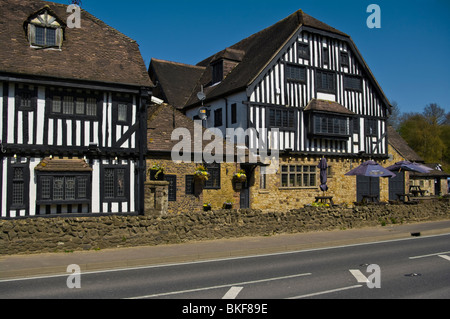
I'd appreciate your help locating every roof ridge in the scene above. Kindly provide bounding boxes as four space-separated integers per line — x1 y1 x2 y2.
152 58 206 70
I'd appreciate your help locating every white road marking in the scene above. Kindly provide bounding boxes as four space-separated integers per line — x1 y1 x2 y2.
288 285 363 299
409 251 450 260
127 272 312 299
349 269 370 283
222 286 244 299
438 255 450 262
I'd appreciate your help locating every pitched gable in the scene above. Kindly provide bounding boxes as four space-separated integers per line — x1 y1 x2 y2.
149 59 205 109
0 0 152 88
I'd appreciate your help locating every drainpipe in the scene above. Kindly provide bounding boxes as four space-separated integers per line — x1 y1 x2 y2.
138 87 151 215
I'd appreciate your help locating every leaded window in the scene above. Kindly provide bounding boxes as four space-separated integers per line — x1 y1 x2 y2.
104 169 115 199
344 75 362 91
204 163 221 190
118 104 128 122
37 174 91 204
286 64 306 83
12 168 25 206
63 96 74 115
313 114 350 136
298 42 310 60
16 85 37 111
269 108 295 130
47 88 100 118
280 165 316 188
102 166 128 202
316 70 335 94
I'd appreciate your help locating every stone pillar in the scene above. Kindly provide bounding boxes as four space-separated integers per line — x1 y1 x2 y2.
144 181 170 217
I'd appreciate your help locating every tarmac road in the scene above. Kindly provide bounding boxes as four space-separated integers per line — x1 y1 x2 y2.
0 220 450 300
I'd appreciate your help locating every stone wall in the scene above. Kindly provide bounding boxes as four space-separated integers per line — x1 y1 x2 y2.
1 201 449 255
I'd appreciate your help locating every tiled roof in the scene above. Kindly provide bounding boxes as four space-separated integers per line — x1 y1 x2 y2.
387 126 424 163
304 99 356 115
35 157 93 172
149 9 349 109
147 103 240 158
0 0 152 88
149 59 205 109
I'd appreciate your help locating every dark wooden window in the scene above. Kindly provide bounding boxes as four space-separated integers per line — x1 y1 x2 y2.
353 118 360 133
16 85 37 111
165 175 177 202
298 42 310 60
185 175 195 195
365 119 378 137
118 104 128 122
47 88 100 118
102 166 128 202
269 108 295 130
12 168 25 207
231 103 237 124
323 47 329 65
214 108 223 127
313 114 350 136
280 165 316 188
37 173 91 205
113 94 133 125
344 75 362 91
286 64 306 83
316 71 336 94
204 163 221 190
340 51 349 67
212 60 223 84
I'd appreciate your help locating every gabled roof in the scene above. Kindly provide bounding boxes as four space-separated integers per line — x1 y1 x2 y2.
185 9 350 107
149 59 205 109
153 9 391 112
387 126 424 163
0 0 152 88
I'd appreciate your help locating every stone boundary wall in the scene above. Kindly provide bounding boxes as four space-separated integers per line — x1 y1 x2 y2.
1 201 449 255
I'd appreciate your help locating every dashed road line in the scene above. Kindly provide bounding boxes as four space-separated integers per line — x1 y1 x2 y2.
288 285 363 299
349 269 370 283
222 286 244 299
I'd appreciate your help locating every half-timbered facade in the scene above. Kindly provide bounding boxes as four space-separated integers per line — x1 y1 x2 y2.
150 9 393 207
0 0 152 218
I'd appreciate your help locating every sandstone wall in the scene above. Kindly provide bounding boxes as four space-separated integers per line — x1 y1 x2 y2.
1 201 448 255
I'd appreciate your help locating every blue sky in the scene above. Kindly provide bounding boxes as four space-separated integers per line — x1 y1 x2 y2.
51 0 449 114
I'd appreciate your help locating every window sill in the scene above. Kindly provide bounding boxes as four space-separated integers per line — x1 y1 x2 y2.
279 187 317 190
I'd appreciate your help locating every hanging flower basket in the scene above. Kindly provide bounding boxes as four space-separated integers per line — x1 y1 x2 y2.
194 165 210 182
232 170 247 183
149 164 165 181
223 200 233 209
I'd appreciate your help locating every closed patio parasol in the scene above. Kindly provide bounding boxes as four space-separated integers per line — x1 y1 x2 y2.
318 157 329 193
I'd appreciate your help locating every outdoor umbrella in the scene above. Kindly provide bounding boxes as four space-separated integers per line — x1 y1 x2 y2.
345 160 396 178
318 157 329 192
345 160 396 198
386 161 433 174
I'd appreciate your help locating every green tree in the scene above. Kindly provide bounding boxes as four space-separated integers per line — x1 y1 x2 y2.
399 113 445 163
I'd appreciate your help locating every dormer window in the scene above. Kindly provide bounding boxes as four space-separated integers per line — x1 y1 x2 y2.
212 60 223 85
25 7 65 49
